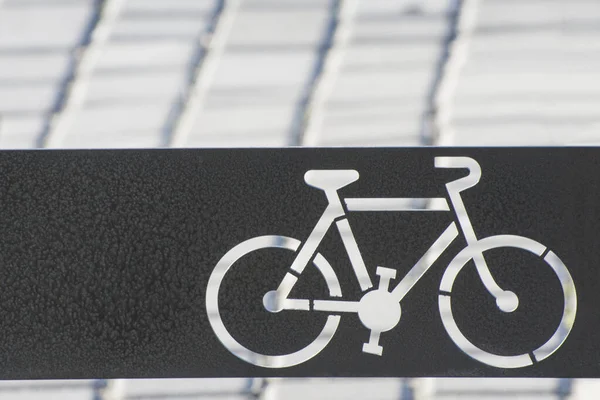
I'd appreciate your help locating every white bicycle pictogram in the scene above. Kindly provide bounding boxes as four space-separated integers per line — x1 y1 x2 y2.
206 156 577 369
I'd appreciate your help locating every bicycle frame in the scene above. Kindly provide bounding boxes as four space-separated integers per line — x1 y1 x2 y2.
276 157 509 313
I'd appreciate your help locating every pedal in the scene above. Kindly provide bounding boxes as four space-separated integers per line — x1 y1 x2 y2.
362 341 383 356
362 330 383 356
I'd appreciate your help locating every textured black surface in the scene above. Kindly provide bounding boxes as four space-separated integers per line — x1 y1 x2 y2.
0 148 598 378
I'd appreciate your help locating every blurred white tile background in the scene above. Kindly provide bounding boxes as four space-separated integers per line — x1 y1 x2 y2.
0 0 599 398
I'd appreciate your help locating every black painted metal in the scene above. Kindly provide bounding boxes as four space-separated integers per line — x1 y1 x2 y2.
0 148 595 378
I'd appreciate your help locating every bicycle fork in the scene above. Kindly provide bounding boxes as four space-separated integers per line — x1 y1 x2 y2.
437 157 519 312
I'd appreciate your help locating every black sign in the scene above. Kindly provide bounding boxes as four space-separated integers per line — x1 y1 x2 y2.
0 148 597 378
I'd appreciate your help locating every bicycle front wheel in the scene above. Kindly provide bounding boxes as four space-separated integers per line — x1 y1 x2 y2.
206 235 342 368
439 235 577 368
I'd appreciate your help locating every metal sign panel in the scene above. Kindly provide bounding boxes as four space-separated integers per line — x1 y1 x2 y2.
0 148 595 378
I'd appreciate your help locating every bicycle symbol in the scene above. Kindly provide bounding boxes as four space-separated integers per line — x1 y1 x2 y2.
206 156 577 369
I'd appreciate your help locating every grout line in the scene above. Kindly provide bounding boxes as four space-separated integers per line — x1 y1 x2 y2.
290 0 358 147
419 0 462 146
168 0 241 148
39 0 126 149
429 0 480 146
93 379 126 400
35 0 103 148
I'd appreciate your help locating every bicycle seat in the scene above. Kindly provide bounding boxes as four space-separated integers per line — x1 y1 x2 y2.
304 170 359 191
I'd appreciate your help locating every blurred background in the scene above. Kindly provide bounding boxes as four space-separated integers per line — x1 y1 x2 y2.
1 0 600 398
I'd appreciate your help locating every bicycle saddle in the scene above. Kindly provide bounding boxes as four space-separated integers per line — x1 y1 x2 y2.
304 170 359 191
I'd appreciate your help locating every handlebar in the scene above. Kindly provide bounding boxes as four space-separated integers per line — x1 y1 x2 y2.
434 156 482 192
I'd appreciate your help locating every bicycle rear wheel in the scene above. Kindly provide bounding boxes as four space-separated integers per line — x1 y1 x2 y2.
206 235 341 368
439 234 577 368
